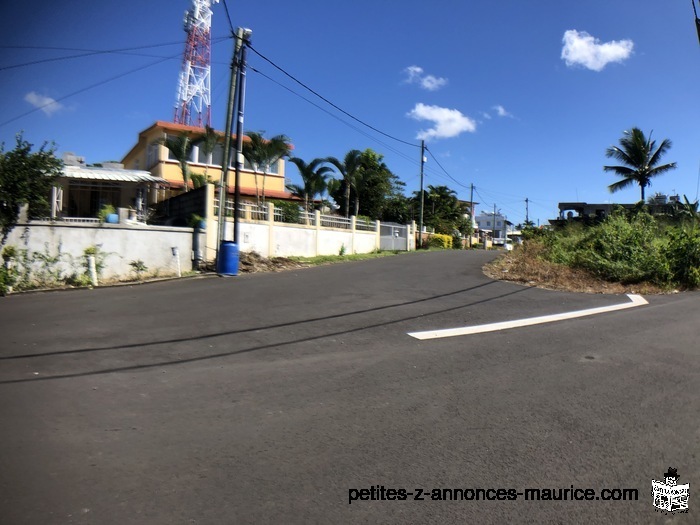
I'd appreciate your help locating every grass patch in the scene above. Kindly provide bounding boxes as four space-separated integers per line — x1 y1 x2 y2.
289 251 401 266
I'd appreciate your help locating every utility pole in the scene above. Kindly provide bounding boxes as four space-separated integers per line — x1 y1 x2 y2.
525 197 529 226
418 140 425 249
493 204 497 246
468 183 474 248
233 30 252 246
216 27 244 257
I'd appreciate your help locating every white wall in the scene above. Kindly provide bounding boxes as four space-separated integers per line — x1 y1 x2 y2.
220 219 378 258
5 221 199 281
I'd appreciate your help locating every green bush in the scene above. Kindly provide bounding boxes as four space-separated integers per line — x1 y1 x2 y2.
570 212 669 284
271 200 301 223
427 233 453 249
663 228 700 289
98 204 116 223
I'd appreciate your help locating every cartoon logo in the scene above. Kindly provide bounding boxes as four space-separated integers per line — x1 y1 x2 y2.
652 467 689 513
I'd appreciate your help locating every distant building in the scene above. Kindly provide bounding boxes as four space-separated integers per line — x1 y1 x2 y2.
475 211 507 240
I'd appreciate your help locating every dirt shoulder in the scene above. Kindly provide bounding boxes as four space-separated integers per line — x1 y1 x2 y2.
483 247 671 295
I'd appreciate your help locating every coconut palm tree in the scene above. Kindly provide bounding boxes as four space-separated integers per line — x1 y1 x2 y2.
286 157 333 213
241 131 291 207
161 132 196 192
190 125 219 189
325 149 362 218
604 128 677 202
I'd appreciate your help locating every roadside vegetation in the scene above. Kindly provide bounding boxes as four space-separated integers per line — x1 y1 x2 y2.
488 206 700 293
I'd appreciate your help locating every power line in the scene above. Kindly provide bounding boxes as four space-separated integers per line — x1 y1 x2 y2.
0 53 178 128
249 65 420 168
0 39 231 72
221 0 235 35
423 146 470 190
247 44 419 149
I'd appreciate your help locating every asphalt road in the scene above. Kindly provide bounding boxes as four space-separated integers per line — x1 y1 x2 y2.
0 250 698 524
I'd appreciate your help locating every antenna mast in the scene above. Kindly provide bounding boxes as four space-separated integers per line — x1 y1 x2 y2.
174 0 219 127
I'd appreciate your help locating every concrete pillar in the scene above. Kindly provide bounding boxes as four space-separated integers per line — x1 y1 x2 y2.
351 216 356 254
315 210 321 256
268 202 275 257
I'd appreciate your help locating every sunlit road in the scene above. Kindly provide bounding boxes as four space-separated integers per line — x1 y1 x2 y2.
1 251 698 524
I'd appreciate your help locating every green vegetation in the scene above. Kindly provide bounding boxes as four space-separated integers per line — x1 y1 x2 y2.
290 251 400 266
427 233 453 249
129 259 148 280
241 131 292 206
98 204 116 223
0 133 63 244
521 208 700 289
604 128 677 202
270 199 301 223
286 157 333 212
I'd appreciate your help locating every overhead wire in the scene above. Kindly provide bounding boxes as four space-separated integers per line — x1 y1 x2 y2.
0 52 180 128
0 39 230 72
247 44 419 149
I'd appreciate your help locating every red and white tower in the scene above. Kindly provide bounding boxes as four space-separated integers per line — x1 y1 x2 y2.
174 0 218 127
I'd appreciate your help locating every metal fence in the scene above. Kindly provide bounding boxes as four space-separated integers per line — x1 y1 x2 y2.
380 222 409 251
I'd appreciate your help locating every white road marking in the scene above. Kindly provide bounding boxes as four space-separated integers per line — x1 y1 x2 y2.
407 294 648 340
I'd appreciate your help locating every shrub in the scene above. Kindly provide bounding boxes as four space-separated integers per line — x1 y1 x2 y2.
428 234 453 249
98 204 116 223
271 200 300 224
664 228 700 289
571 212 670 284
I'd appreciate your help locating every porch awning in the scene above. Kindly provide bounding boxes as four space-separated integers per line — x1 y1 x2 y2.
62 165 168 184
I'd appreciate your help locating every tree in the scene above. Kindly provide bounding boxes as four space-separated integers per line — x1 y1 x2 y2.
604 128 677 202
327 149 404 219
326 149 363 218
0 133 62 244
286 157 333 212
241 131 292 206
161 132 196 192
412 185 467 234
191 125 219 188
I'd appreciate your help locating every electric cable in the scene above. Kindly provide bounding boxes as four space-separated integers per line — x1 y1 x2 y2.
0 53 179 128
247 44 419 149
0 38 230 72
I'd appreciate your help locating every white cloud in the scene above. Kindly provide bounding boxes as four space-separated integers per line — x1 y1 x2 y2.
403 65 448 91
407 103 476 141
561 30 633 72
493 105 513 118
24 91 64 116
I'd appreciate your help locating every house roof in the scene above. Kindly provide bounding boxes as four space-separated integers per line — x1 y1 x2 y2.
62 165 168 184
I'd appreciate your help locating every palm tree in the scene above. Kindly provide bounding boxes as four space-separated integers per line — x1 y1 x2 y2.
241 131 292 207
161 132 196 192
325 149 362 218
604 128 677 202
190 125 219 189
287 157 333 213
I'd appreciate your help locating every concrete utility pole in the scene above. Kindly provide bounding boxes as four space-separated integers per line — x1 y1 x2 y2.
493 204 497 245
468 183 474 248
216 27 245 257
418 140 425 248
232 30 252 246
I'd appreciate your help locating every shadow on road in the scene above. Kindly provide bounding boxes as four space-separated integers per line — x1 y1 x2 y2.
0 283 531 385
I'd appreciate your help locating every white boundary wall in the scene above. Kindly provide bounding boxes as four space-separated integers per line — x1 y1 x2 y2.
5 220 200 280
215 207 388 259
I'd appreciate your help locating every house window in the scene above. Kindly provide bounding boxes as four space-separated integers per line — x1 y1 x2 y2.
486 221 491 226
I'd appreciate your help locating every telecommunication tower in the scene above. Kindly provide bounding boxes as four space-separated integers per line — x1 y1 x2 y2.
174 0 219 127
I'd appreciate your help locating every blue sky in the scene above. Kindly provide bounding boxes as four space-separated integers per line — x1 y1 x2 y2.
1 0 699 225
